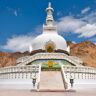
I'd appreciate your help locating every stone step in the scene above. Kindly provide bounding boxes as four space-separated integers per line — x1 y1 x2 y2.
39 71 65 90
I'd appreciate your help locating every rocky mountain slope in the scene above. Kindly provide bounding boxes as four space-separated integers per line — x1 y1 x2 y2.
0 41 96 68
0 52 29 67
68 41 96 68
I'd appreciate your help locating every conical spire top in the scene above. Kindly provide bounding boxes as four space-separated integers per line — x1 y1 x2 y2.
46 2 54 26
43 2 57 33
48 2 51 8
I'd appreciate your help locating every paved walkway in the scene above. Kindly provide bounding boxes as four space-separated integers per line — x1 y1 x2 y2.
0 87 96 96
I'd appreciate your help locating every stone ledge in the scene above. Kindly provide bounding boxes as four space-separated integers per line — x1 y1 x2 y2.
31 89 76 92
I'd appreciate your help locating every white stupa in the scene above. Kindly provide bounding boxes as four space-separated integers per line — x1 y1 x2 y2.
0 2 96 91
32 2 67 51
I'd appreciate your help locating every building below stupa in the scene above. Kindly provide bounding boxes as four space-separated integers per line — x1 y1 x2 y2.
0 2 96 91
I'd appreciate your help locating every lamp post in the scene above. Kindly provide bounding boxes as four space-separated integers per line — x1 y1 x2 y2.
70 75 74 88
32 67 36 88
32 76 36 87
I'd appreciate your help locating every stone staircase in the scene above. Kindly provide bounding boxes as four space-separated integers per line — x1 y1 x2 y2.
39 71 65 91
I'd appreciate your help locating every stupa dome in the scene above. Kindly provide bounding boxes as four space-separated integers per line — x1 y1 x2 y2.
31 2 67 52
32 32 67 51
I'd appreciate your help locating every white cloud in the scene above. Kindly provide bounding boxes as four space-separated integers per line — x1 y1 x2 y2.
57 16 85 33
14 10 18 16
72 41 77 44
7 7 19 16
77 24 96 38
1 24 42 52
93 42 96 45
2 35 35 52
57 11 63 16
56 11 96 38
33 25 42 35
81 12 96 23
81 7 90 14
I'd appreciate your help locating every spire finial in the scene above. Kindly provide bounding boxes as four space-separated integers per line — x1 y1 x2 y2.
48 2 51 8
46 2 54 26
43 2 57 33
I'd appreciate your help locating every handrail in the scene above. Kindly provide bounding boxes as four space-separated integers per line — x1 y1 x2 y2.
17 53 82 66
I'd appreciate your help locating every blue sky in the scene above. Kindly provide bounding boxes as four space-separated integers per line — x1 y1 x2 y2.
0 0 96 52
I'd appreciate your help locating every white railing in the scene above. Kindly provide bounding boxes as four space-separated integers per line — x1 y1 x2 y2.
0 64 42 90
61 65 96 80
17 53 82 66
0 65 41 80
0 65 96 80
16 56 30 63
